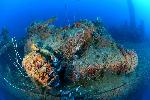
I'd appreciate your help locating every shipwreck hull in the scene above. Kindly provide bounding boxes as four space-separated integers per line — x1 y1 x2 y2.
0 19 140 99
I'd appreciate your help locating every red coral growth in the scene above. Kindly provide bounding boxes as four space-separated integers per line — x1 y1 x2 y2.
61 28 93 59
22 52 54 86
109 48 138 73
74 22 81 28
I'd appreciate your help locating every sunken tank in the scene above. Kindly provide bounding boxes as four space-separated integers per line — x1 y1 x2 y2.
22 18 138 99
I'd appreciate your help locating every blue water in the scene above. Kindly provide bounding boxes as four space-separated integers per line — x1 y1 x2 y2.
1 0 149 38
0 0 150 99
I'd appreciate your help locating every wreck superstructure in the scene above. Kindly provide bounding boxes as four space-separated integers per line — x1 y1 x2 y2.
0 18 139 99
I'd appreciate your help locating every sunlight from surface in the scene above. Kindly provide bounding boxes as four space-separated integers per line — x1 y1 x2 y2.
133 0 150 35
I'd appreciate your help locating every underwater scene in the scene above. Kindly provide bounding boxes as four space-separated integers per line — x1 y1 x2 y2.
0 0 150 100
